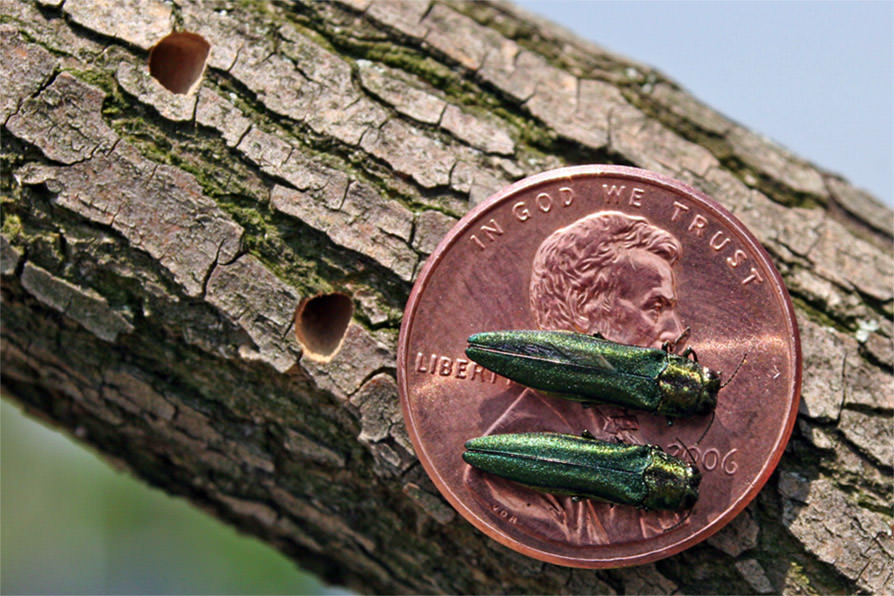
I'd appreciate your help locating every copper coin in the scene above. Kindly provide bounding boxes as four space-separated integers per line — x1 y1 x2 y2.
397 165 801 568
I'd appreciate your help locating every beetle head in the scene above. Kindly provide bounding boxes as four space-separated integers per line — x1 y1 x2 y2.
642 448 701 510
656 357 720 417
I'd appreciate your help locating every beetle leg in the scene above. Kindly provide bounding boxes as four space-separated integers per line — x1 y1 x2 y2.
680 346 698 362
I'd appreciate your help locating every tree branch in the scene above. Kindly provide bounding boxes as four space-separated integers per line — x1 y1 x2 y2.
1 0 890 593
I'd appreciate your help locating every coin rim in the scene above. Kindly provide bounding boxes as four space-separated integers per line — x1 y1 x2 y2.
397 165 802 567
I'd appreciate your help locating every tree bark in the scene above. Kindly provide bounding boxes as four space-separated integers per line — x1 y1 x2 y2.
1 0 891 593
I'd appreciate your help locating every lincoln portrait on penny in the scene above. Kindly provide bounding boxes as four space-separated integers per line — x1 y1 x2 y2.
465 210 690 545
529 210 684 347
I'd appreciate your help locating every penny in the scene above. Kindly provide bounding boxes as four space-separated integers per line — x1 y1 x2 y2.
397 165 801 568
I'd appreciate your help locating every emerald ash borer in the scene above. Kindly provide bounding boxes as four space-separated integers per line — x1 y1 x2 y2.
463 431 701 510
466 330 722 417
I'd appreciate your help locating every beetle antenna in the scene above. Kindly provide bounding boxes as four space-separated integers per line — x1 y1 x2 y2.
694 410 715 445
720 353 748 389
676 436 698 467
667 506 695 532
676 326 691 347
668 326 691 353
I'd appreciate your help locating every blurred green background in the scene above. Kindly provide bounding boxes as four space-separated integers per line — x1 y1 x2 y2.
1 398 343 594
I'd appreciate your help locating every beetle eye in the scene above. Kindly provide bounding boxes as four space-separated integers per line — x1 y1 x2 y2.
705 369 719 381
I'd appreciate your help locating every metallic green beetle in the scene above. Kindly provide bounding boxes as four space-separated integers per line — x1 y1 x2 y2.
463 432 700 510
466 330 721 417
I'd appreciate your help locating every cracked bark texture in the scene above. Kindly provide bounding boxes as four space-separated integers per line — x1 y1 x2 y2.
1 1 891 593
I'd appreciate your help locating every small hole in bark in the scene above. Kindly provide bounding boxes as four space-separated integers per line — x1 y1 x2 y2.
295 293 354 361
148 31 210 94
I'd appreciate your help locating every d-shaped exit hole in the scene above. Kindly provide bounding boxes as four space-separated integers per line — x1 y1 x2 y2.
295 293 354 361
148 31 210 94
